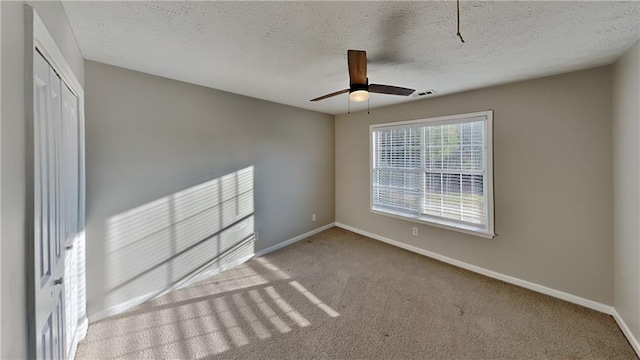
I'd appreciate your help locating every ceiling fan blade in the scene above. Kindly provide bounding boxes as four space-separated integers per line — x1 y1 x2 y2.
348 50 367 85
369 84 415 96
310 89 349 102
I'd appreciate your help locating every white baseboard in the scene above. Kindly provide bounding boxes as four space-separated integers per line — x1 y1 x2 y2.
88 223 335 323
183 253 255 287
254 222 336 257
335 222 614 315
89 252 254 323
613 310 640 357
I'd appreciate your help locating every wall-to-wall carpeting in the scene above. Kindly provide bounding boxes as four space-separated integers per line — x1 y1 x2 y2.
77 227 636 359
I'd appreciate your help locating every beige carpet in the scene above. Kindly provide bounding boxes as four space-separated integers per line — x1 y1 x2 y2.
77 227 637 359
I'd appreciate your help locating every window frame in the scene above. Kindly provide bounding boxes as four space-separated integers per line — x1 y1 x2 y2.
369 110 495 239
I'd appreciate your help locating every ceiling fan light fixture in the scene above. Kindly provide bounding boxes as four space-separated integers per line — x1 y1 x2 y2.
349 90 369 102
310 50 415 104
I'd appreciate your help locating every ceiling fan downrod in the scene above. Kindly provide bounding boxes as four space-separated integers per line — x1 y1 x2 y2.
457 0 465 43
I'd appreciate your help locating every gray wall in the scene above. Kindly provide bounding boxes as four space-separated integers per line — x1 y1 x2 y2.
84 60 335 318
0 2 3 355
1 1 84 358
336 66 614 305
613 40 640 346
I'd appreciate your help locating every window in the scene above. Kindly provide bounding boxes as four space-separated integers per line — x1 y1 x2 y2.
370 111 494 238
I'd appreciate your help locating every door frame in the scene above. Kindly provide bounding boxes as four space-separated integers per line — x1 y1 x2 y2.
25 6 87 359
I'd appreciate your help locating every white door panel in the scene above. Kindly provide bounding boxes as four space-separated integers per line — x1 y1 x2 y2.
49 61 66 360
61 82 83 359
34 50 56 360
31 11 87 360
40 314 53 359
34 50 83 360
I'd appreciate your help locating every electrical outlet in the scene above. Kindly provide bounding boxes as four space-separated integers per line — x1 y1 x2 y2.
312 213 317 221
253 232 259 241
412 227 419 236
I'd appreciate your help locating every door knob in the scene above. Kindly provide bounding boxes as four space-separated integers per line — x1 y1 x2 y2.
54 278 63 286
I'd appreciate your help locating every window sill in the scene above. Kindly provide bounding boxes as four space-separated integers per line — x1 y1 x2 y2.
371 207 495 239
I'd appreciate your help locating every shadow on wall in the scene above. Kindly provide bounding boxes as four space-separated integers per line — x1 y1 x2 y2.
104 166 256 308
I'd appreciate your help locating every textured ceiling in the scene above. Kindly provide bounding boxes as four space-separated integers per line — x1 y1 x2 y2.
62 1 640 115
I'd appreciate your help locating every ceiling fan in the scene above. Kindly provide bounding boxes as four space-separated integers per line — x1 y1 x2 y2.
310 50 415 103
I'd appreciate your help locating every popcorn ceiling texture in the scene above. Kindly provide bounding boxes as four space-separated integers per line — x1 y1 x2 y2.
62 1 640 115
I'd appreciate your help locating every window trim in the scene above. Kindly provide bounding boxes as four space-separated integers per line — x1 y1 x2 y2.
369 110 495 239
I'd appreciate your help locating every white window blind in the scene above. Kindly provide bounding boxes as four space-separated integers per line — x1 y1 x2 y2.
370 111 494 237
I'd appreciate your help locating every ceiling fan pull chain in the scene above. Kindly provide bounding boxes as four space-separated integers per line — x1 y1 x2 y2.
368 98 370 115
457 0 465 43
348 96 351 114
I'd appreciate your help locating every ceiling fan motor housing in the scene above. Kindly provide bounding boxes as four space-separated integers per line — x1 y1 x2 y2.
350 79 369 93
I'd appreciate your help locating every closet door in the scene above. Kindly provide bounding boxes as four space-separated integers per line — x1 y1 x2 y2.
34 46 55 360
30 11 87 359
61 82 83 360
33 50 66 360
